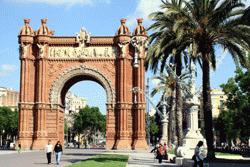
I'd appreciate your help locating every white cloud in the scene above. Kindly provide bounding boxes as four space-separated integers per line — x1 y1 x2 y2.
126 0 161 28
7 0 110 6
0 64 16 77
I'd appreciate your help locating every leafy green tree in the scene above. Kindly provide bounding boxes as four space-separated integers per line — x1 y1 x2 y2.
72 106 106 143
147 0 250 159
0 107 18 140
218 69 250 144
64 118 69 134
148 115 159 145
215 110 240 145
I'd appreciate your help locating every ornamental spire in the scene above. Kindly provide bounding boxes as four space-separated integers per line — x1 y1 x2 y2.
19 18 34 36
133 18 147 36
36 18 54 36
116 18 130 35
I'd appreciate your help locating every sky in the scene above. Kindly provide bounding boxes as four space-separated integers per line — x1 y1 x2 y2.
0 0 249 114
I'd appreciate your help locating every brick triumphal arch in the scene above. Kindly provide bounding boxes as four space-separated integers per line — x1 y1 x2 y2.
18 18 148 150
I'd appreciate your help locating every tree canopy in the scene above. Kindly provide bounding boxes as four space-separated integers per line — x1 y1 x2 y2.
0 107 18 137
217 69 250 144
146 0 250 158
73 105 106 140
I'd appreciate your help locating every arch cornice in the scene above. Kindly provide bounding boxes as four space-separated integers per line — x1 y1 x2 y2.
49 65 115 108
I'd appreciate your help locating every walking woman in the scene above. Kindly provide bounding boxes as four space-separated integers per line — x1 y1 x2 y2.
193 141 204 167
157 143 164 163
54 141 63 165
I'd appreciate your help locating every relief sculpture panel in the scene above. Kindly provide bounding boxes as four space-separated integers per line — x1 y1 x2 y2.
49 46 117 59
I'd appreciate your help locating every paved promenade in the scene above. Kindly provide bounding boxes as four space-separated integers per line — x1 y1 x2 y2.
126 152 179 167
0 149 105 167
1 148 250 167
0 148 179 167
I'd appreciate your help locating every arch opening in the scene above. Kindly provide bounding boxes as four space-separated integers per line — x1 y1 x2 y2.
64 80 107 148
49 66 115 107
60 75 107 107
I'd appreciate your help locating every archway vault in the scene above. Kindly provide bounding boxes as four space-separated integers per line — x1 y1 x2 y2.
18 18 148 150
49 65 115 107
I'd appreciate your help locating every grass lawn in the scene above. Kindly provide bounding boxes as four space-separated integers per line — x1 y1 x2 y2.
212 152 250 164
215 151 243 159
215 152 241 156
68 154 129 167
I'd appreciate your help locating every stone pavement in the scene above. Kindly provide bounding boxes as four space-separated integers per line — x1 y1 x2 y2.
0 148 105 167
0 148 179 167
1 148 250 167
126 152 180 167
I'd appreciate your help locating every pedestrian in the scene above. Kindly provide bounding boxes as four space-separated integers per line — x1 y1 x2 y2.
157 143 164 163
163 142 168 160
45 140 53 164
54 140 63 165
192 141 204 167
17 144 21 154
150 144 158 153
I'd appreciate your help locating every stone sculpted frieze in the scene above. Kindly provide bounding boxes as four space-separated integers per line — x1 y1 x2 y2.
76 27 91 47
19 43 30 59
48 46 117 59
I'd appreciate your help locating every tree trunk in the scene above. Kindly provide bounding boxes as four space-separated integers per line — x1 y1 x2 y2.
168 92 173 146
168 89 177 146
202 57 215 159
175 54 183 146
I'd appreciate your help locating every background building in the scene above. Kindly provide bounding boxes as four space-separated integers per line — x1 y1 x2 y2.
65 91 87 114
64 91 87 145
211 89 227 118
0 87 19 111
198 88 227 136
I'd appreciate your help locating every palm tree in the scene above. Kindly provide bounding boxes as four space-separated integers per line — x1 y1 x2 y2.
147 0 250 159
146 1 190 147
150 65 190 146
151 67 177 145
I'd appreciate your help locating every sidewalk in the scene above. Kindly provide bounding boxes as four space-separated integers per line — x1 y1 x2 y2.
127 152 180 167
0 148 104 167
126 151 250 167
1 148 249 167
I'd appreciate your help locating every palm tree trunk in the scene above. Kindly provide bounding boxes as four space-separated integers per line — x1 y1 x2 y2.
202 57 215 159
175 54 183 146
168 91 173 146
169 89 177 145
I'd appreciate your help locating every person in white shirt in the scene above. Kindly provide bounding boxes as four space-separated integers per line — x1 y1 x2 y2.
45 140 53 164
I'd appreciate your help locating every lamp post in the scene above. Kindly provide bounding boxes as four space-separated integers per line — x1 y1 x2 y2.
131 87 164 119
132 86 167 145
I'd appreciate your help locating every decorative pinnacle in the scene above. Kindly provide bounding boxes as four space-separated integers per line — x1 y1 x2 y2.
120 18 127 24
24 18 30 24
41 18 47 24
137 18 143 24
